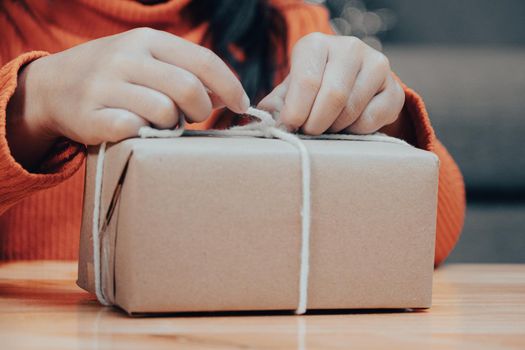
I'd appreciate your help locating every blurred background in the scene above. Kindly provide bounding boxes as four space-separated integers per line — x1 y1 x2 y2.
319 0 525 262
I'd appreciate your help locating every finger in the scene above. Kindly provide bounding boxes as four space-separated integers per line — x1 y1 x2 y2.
90 108 148 144
346 75 405 134
127 59 211 123
257 75 290 114
279 33 328 130
100 82 180 129
301 39 362 135
145 29 250 113
209 91 226 109
328 53 389 133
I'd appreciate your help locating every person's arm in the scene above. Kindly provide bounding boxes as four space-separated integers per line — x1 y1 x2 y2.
2 28 250 216
266 1 466 266
0 52 85 216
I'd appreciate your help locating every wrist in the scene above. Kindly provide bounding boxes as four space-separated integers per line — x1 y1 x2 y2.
6 58 58 171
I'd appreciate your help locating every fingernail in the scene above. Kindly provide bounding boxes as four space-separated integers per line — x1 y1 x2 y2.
241 93 250 112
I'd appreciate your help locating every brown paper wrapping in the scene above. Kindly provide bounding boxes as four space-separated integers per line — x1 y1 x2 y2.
77 136 438 314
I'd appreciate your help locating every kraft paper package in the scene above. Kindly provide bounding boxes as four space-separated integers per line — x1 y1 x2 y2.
77 133 439 315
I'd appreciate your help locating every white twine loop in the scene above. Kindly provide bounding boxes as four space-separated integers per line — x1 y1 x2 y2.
92 107 408 314
92 141 110 306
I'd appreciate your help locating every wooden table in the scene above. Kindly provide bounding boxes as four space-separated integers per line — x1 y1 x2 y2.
0 262 524 349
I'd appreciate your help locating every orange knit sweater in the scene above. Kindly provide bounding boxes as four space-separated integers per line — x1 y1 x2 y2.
0 0 465 265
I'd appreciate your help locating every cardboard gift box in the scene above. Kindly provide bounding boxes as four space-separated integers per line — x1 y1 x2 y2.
77 135 439 315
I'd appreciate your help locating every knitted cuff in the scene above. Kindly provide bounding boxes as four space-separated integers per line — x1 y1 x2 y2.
0 51 85 212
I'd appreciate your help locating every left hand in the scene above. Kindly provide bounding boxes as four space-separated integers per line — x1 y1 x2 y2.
258 32 405 135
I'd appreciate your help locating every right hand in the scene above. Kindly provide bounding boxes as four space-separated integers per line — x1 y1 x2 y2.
15 27 250 146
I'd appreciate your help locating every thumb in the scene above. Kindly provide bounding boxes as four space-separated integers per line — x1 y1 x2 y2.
257 75 290 115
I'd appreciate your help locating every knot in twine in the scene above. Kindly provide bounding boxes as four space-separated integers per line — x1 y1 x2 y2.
92 107 408 315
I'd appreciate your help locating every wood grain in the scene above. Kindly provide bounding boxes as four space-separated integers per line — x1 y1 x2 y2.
1 261 524 349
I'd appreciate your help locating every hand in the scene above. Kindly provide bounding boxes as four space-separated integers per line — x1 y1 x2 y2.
258 32 405 135
7 28 249 169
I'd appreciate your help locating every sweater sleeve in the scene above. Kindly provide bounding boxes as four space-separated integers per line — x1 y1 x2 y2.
277 1 466 266
0 52 85 215
400 85 466 266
